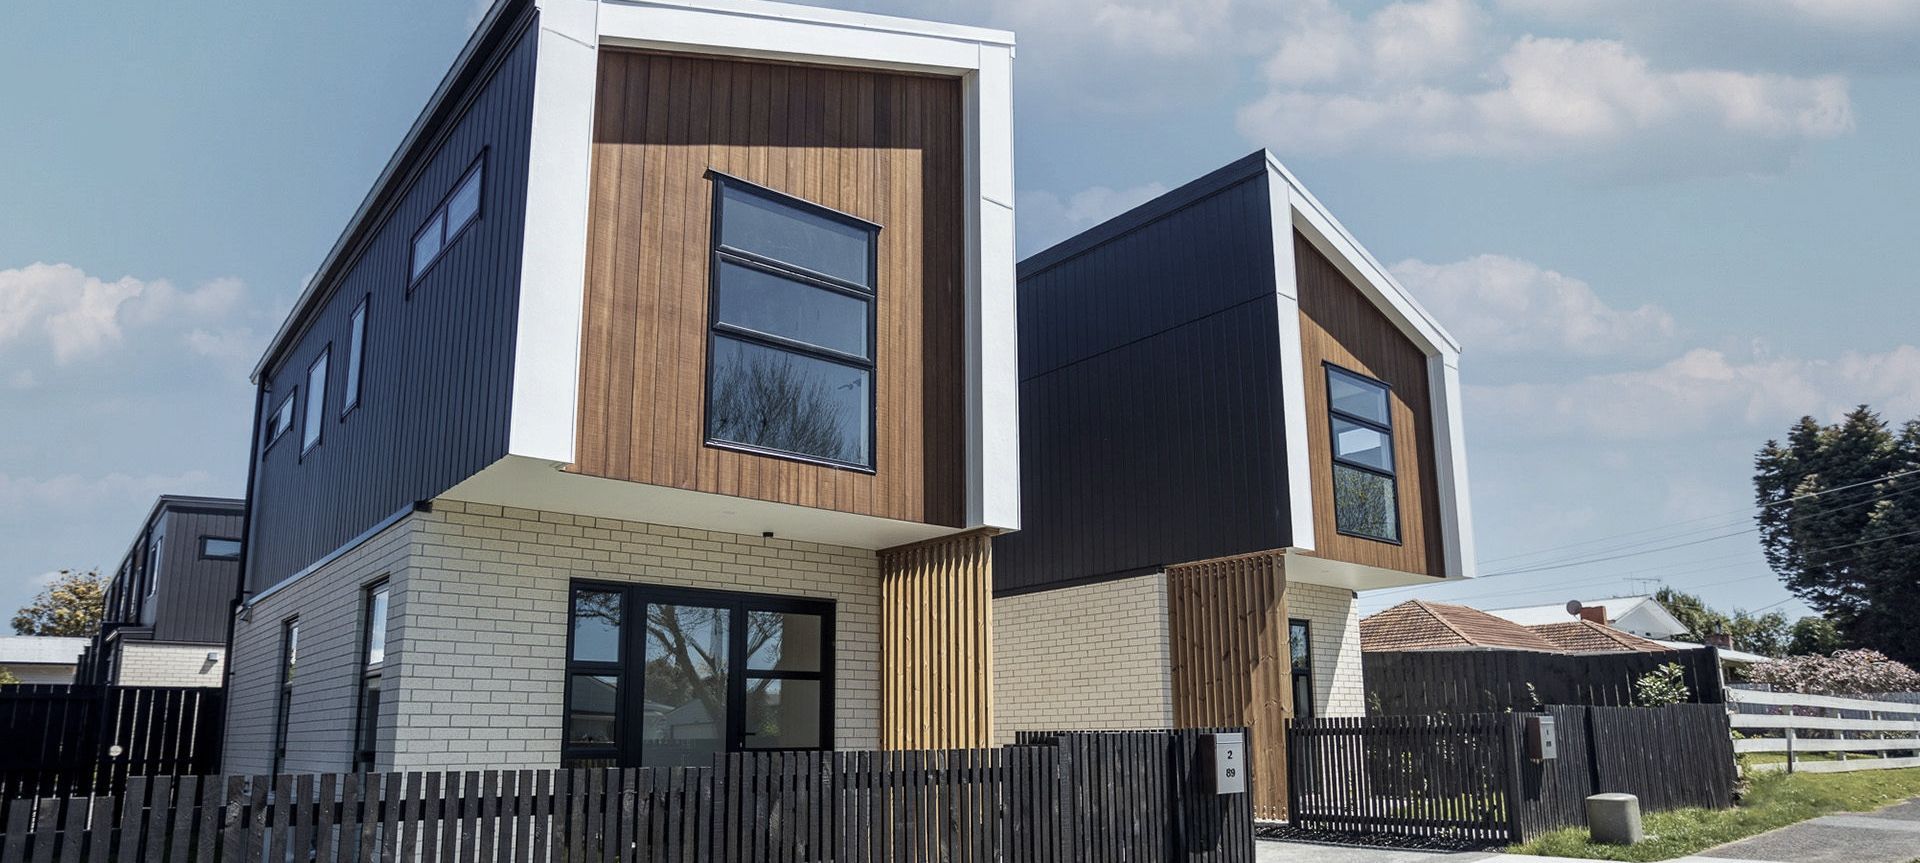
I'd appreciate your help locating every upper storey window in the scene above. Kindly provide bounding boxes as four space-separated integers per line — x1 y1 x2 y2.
704 174 879 470
411 158 484 282
1327 364 1399 543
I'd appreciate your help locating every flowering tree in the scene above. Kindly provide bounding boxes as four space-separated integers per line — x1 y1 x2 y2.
1746 649 1920 696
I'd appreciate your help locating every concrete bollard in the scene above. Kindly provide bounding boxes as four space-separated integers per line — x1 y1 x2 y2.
1586 793 1644 845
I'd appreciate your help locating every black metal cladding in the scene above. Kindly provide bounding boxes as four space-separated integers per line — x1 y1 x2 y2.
99 498 245 647
244 13 538 594
993 155 1294 595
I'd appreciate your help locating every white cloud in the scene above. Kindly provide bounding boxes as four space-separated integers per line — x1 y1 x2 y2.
1391 254 1676 358
0 263 249 365
1470 345 1920 442
6 370 37 390
1239 31 1853 167
1016 182 1171 256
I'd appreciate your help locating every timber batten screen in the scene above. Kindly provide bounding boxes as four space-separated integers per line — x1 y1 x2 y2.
1166 551 1290 820
879 530 993 749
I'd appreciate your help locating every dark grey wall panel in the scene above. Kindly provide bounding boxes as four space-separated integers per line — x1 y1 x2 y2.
245 13 538 593
993 157 1293 594
153 508 245 643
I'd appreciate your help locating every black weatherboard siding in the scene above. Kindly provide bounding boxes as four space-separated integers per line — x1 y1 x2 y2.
151 506 246 643
245 8 538 594
993 153 1292 595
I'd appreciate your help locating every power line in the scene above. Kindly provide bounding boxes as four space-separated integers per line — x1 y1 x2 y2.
1472 467 1920 568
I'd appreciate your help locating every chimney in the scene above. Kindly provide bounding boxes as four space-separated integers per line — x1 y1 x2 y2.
1579 605 1607 624
1705 632 1733 650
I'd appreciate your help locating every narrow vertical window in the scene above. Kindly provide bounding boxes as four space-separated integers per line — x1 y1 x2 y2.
1326 365 1399 542
303 348 329 454
704 173 878 469
146 535 164 598
564 587 624 769
1289 619 1314 719
343 298 368 414
273 618 299 776
264 392 295 450
355 581 390 772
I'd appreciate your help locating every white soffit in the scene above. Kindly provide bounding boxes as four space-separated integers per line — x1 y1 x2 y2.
442 455 962 550
595 0 1012 73
1284 550 1447 592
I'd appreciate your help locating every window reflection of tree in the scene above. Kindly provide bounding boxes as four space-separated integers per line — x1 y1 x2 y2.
643 605 785 733
1334 467 1396 540
710 349 857 462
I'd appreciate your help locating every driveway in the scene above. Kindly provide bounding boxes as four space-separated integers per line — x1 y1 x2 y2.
1698 798 1920 863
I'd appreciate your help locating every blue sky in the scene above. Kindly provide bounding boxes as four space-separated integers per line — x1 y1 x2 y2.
3 0 1917 625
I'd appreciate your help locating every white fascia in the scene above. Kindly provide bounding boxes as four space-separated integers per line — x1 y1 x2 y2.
513 0 1020 532
1264 165 1316 552
1265 152 1476 579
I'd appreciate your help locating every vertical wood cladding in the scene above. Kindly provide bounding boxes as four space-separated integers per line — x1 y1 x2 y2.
1294 233 1446 577
992 165 1291 594
879 530 994 749
246 15 537 593
574 51 966 527
1166 551 1291 821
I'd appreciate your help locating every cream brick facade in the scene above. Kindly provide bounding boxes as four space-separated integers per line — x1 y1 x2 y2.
992 573 1174 743
114 642 225 688
226 501 882 774
1284 581 1364 717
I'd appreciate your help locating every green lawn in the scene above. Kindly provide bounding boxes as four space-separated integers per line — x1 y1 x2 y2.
1506 767 1920 861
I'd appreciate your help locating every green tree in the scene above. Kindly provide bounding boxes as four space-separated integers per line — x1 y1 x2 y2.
1787 616 1843 656
11 568 105 637
0 666 19 685
1755 407 1920 666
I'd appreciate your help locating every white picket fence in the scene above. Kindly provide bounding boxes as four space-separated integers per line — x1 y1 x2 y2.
1728 688 1920 773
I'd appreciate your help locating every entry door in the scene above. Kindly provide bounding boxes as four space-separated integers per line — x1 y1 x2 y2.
563 582 835 768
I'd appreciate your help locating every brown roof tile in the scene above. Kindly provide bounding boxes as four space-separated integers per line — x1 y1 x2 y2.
1528 621 1670 654
1360 600 1563 653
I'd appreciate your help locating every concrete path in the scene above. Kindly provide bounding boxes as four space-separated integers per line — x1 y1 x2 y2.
1253 840 1782 863
1698 798 1920 863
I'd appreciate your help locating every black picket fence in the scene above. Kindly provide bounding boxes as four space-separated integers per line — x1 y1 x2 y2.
1287 704 1735 843
1363 648 1725 716
0 729 1253 862
0 685 224 799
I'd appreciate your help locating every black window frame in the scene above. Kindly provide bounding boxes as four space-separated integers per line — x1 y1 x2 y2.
353 579 390 772
1325 362 1401 544
199 536 243 561
409 154 487 288
701 171 880 472
301 345 330 458
272 617 299 776
1289 618 1314 720
562 580 837 769
342 295 369 417
263 390 296 453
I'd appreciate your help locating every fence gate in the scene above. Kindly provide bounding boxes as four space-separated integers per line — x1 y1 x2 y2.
1285 715 1518 843
0 685 224 799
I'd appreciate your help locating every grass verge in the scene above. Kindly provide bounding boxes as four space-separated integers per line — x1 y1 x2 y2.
1505 766 1920 861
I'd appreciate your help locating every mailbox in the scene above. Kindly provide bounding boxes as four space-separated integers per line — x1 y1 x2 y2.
1202 732 1247 795
1526 715 1558 761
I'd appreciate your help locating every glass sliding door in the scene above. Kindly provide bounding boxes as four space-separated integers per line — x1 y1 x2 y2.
563 581 834 768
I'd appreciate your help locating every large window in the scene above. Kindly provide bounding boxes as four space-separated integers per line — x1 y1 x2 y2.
302 348 329 454
354 581 389 772
411 158 484 282
1326 365 1399 542
343 297 368 415
272 618 299 776
1289 619 1314 719
563 582 834 769
704 173 878 470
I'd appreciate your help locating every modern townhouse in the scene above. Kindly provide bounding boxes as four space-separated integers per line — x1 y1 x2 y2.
78 495 244 688
224 0 1017 776
990 151 1476 819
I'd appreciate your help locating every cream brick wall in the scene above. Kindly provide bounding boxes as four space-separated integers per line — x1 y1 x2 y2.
224 516 415 774
115 642 225 688
992 573 1173 743
1285 581 1363 717
389 501 883 771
